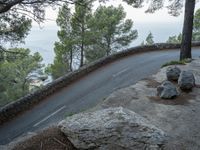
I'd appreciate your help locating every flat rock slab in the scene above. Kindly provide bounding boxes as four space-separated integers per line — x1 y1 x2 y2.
58 107 167 150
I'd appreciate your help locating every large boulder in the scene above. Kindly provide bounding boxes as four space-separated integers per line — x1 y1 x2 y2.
58 107 167 150
178 70 195 91
166 66 181 81
157 81 179 99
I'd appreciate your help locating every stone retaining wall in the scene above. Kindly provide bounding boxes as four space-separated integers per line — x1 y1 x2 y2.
1 42 200 124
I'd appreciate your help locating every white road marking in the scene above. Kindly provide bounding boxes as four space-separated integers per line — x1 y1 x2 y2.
33 105 66 127
112 67 129 78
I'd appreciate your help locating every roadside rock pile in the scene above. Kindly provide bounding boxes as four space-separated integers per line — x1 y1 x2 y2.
58 107 167 150
157 81 179 99
157 65 195 99
88 59 200 149
166 66 181 81
178 70 195 90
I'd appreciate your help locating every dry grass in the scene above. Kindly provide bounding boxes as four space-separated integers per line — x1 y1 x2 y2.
142 78 161 88
161 60 187 68
12 127 76 150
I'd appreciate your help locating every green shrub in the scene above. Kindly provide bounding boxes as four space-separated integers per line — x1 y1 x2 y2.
161 59 191 68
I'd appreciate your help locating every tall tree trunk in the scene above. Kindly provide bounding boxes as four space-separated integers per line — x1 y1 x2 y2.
106 46 111 56
106 46 109 56
70 48 73 71
80 42 84 67
22 78 27 93
180 0 195 60
80 23 85 67
106 38 111 56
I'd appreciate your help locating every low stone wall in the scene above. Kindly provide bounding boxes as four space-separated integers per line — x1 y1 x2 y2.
1 42 200 124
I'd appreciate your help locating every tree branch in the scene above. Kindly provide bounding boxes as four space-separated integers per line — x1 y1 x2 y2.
0 0 78 14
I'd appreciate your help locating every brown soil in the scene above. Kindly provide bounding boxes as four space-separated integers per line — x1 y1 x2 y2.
142 78 161 88
149 89 196 106
12 127 76 150
143 78 197 105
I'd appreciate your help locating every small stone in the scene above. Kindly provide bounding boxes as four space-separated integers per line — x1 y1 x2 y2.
157 81 179 99
166 66 181 81
178 71 195 91
58 107 167 150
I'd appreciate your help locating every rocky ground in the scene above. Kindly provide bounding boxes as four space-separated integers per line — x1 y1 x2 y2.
93 59 200 149
4 59 200 150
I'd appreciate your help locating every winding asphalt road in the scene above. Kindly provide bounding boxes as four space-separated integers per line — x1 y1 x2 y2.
1 47 200 145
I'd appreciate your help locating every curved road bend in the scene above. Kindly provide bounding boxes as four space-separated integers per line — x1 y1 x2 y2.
1 47 200 145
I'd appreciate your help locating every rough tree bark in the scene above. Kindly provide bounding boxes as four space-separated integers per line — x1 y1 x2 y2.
80 21 85 67
80 31 84 67
70 48 73 71
180 0 196 60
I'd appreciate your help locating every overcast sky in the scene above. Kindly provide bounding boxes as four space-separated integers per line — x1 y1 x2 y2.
33 0 200 27
26 1 200 64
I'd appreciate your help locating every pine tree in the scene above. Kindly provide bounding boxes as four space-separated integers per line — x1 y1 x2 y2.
166 33 182 44
192 8 200 41
71 0 93 67
145 32 154 45
86 5 138 62
48 4 75 79
120 0 196 60
0 48 44 106
48 1 93 79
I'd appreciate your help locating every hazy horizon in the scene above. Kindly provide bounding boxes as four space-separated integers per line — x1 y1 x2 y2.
17 1 200 65
19 21 183 65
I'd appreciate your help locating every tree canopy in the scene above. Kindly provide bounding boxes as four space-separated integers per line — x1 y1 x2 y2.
48 3 138 79
145 32 154 45
1 0 198 61
71 0 93 67
140 32 154 45
166 34 182 44
167 7 200 43
121 0 196 60
47 1 93 79
0 0 76 14
0 11 32 45
86 4 138 62
193 8 200 41
0 0 82 56
0 48 44 106
46 3 74 79
120 0 183 16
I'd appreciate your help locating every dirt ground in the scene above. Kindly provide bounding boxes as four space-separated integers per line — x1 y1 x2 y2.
12 127 76 150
